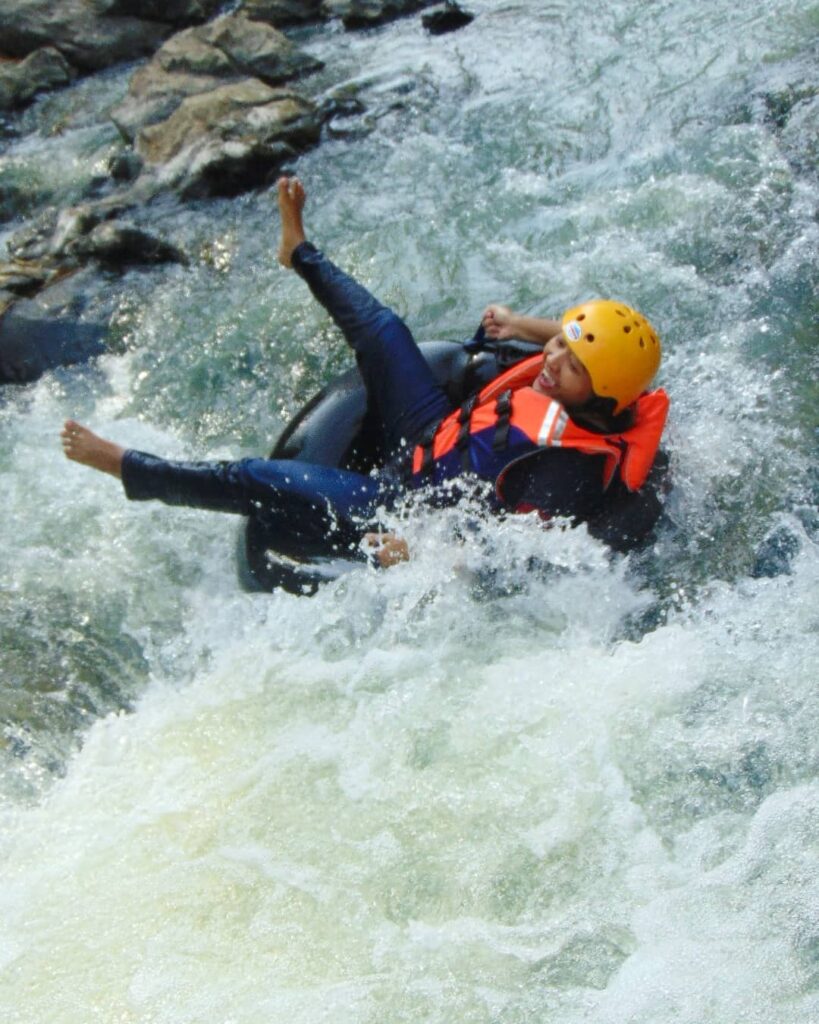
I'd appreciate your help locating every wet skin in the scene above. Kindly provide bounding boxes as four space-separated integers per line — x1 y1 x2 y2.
531 332 593 407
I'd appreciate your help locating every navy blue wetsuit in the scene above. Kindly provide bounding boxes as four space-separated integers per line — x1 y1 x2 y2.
122 244 606 560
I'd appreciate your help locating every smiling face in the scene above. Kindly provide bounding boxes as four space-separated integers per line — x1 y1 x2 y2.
531 331 594 407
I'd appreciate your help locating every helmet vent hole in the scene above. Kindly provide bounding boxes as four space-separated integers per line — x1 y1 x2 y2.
585 333 595 342
623 325 632 334
577 313 586 321
615 309 626 317
639 339 645 348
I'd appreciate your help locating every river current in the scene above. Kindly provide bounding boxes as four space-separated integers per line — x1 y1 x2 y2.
1 1 817 1021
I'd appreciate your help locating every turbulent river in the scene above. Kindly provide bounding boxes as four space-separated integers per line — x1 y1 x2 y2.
1 1 818 1021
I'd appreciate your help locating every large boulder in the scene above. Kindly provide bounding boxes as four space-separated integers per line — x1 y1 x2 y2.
110 14 323 141
0 0 171 72
0 48 75 111
135 80 322 197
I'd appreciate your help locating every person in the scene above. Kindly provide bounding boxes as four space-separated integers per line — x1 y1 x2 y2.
61 177 669 572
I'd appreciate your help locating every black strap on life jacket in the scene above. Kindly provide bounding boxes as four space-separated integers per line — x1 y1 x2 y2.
456 393 478 472
415 417 441 478
492 389 512 452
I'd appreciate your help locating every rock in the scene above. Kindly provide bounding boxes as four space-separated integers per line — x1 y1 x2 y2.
135 80 322 197
108 149 144 182
422 2 473 35
6 209 61 263
178 138 298 198
66 220 188 267
0 260 56 296
50 204 108 259
6 196 131 263
0 0 171 72
0 268 111 385
319 93 370 139
320 0 437 30
0 311 109 383
110 14 323 141
239 0 323 27
0 262 50 296
0 48 75 112
111 66 225 144
89 0 223 26
197 14 324 84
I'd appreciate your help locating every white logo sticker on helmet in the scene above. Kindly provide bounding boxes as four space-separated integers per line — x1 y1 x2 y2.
564 320 583 341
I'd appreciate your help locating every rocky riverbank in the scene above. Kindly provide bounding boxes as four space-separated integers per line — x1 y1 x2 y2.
0 0 473 382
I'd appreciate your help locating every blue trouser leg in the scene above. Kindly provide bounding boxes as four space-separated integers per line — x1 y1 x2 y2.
292 242 453 455
123 451 384 517
122 451 388 557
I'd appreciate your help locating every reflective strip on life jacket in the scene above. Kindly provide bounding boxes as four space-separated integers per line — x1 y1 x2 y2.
537 401 569 447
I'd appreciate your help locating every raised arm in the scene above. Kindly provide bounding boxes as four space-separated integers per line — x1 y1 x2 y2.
481 304 562 346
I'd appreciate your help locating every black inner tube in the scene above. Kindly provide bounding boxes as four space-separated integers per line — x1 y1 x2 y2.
238 340 668 593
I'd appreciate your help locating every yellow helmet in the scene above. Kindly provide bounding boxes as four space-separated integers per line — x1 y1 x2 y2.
562 300 661 413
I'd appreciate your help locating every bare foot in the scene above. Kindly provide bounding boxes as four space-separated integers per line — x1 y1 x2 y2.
61 420 124 479
277 175 307 268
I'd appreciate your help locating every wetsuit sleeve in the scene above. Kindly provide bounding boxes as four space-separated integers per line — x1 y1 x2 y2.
498 448 607 521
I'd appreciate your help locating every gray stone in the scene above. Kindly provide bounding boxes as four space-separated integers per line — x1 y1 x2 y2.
7 210 60 263
0 0 171 72
0 260 54 296
111 67 225 143
67 220 188 266
0 48 75 111
155 27 236 76
0 267 111 384
199 14 324 83
422 2 473 35
239 0 323 27
135 80 322 197
7 196 131 263
110 14 323 141
108 149 144 182
321 0 436 29
89 0 223 26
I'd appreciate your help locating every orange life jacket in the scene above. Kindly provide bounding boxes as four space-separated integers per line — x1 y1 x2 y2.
410 353 669 497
